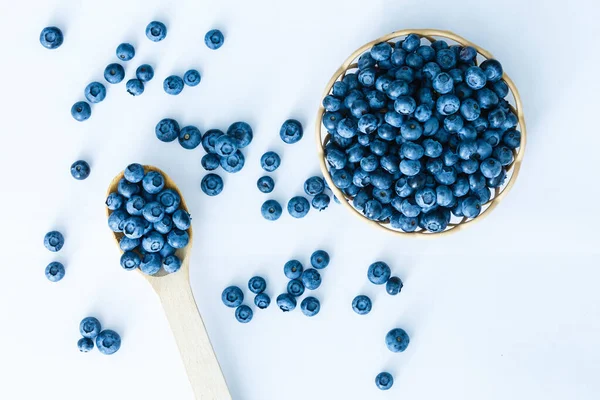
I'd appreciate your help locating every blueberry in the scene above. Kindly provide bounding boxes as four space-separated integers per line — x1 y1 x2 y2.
342 73 360 90
261 200 282 221
155 118 180 142
358 67 377 87
124 78 144 96
279 119 303 144
84 82 106 103
436 48 457 70
357 114 377 134
260 151 281 172
304 177 325 196
417 45 436 61
398 159 420 177
493 146 514 166
462 196 482 218
394 96 417 115
301 268 321 290
491 80 509 98
502 129 521 149
323 95 342 112
474 187 491 204
483 129 502 147
284 260 303 279
167 228 189 248
257 176 275 193
142 231 165 253
458 140 477 160
323 111 342 131
220 150 245 173
362 199 381 220
469 173 486 192
45 261 65 282
175 125 202 150
385 328 410 352
370 42 392 61
235 305 253 323
375 75 393 93
162 255 182 274
163 75 184 95
367 261 391 285
436 94 460 116
105 193 124 211
71 101 91 122
120 236 141 251
432 72 453 94
406 52 424 69
200 173 225 197
39 27 63 49
300 296 321 317
121 216 146 239
142 171 165 194
420 209 449 232
248 276 267 294
460 159 479 175
287 279 305 297
156 189 180 214
254 293 271 309
312 193 330 211
287 196 310 218
227 121 253 148
222 286 244 308
400 119 423 141
44 231 64 252
308 250 329 270
182 69 201 87
390 213 418 232
480 158 502 179
116 43 135 61
375 372 394 390
146 21 167 42
276 293 297 312
78 338 94 353
385 80 410 100
126 195 145 216
487 169 507 188
108 209 128 232
472 116 490 133
395 66 414 82
455 82 474 100
332 81 348 97
431 40 448 51
104 63 125 84
480 59 503 82
205 29 224 49
79 317 102 339
352 295 372 315
160 243 176 258
386 276 403 295
136 64 154 82
69 160 90 180
139 252 161 275
476 88 499 109
415 188 436 209
202 154 221 171
402 34 421 52
96 330 121 355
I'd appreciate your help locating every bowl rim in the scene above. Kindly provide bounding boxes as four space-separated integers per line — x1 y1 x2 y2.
315 28 527 238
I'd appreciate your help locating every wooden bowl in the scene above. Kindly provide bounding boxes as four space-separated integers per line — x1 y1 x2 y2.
315 29 526 237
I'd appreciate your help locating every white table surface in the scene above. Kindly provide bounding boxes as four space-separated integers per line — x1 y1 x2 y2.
1 0 599 399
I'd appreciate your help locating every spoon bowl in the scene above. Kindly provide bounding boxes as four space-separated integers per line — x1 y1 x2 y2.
106 165 231 400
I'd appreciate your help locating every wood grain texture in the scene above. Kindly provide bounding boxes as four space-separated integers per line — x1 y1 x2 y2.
107 165 231 400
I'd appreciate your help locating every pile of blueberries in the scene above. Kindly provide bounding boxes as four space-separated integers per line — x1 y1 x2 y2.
106 164 190 275
322 33 521 233
77 316 122 355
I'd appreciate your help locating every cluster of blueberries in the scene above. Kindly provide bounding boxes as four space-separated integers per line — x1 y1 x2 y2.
77 316 122 355
43 230 66 282
322 34 521 233
106 164 190 275
221 250 329 322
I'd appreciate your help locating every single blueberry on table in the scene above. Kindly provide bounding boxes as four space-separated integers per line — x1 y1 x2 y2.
304 177 325 196
287 196 310 218
300 296 321 317
142 231 165 253
205 29 224 49
96 330 121 355
146 21 167 42
70 160 90 180
257 176 275 193
79 317 101 339
220 150 245 173
45 262 65 282
310 250 330 269
119 236 140 251
386 276 403 295
200 174 224 196
202 154 221 171
261 200 282 221
126 79 144 96
163 75 184 95
375 372 394 390
84 82 106 103
276 293 297 312
235 305 253 323
78 337 94 353
352 295 372 315
155 118 180 142
44 231 64 252
260 151 281 172
136 64 154 82
287 279 305 297
301 268 321 290
40 26 63 49
71 101 91 122
104 63 125 84
254 293 271 309
222 286 244 308
183 69 201 86
279 119 303 144
284 260 303 279
116 43 135 61
227 121 253 148
368 261 391 285
126 195 145 216
385 328 410 352
167 228 189 248
178 126 202 149
106 192 124 210
248 276 267 294
142 171 165 194
108 209 128 232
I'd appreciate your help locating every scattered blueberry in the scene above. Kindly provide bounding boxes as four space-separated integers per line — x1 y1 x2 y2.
260 152 281 172
261 199 282 221
220 150 245 173
254 293 271 309
70 160 90 180
136 64 154 82
84 82 106 103
116 43 135 61
78 337 94 353
205 29 224 50
227 122 253 148
146 21 167 42
178 126 202 149
80 317 101 339
40 26 63 49
126 79 144 96
235 305 253 323
155 118 180 142
222 286 244 308
375 372 394 390
301 268 321 290
201 174 224 196
248 276 267 294
304 177 325 196
183 69 201 87
352 295 372 315
287 196 310 218
202 154 221 171
386 276 403 295
214 135 238 157
44 231 64 252
280 119 303 144
96 330 121 355
300 296 321 317
312 193 330 211
257 176 275 193
164 75 184 95
310 250 330 269
276 293 297 312
45 261 65 282
284 260 303 279
287 279 305 297
71 101 91 122
104 63 125 84
368 261 391 285
385 328 410 352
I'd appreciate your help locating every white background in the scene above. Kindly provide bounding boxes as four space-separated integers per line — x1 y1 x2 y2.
1 0 599 399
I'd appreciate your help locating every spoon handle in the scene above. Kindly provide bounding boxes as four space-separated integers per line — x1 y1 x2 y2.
155 277 231 400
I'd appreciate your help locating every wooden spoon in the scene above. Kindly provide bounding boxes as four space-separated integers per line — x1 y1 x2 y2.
106 165 231 400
